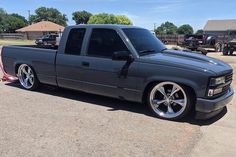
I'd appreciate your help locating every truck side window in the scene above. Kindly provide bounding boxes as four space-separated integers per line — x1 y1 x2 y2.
65 28 86 55
87 29 128 58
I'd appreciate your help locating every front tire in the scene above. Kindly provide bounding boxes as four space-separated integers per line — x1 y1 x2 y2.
17 64 39 90
223 47 229 55
147 82 193 120
43 41 47 46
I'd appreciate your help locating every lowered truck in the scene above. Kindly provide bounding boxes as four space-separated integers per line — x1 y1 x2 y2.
1 25 234 120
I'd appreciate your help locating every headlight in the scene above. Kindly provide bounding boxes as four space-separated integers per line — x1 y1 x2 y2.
210 76 225 86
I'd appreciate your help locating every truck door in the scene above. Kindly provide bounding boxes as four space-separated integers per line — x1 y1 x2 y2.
56 28 86 90
79 28 139 100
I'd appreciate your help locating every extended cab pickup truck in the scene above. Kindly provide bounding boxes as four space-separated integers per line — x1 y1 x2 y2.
1 25 234 120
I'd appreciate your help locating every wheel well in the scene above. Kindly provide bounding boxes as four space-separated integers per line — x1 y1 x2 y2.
142 81 197 110
15 64 21 75
15 63 34 75
142 81 159 104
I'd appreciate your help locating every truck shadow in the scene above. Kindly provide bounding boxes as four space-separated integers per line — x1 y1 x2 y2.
5 82 227 126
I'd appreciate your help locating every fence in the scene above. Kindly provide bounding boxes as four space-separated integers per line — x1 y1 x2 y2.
157 35 185 45
158 34 236 45
0 33 27 40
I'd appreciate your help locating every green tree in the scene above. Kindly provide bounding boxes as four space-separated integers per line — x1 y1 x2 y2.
196 29 204 35
88 13 133 25
0 8 7 33
72 10 92 24
0 9 27 33
155 21 177 35
10 13 28 25
0 8 5 15
177 24 193 35
4 15 26 32
116 15 133 25
29 7 68 26
88 13 118 24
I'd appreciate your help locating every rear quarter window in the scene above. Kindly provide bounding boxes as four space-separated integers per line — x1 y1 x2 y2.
65 28 86 55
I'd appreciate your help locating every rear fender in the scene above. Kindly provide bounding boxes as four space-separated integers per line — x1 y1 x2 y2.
14 60 33 75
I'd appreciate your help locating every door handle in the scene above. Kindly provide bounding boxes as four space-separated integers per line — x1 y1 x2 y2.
82 61 90 67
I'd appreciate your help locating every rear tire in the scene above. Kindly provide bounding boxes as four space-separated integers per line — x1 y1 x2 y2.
146 82 193 120
17 64 39 90
215 43 222 52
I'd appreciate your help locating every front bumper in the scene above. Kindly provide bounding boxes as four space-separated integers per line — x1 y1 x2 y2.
195 87 234 119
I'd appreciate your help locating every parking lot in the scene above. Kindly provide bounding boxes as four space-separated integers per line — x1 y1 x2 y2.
0 52 235 157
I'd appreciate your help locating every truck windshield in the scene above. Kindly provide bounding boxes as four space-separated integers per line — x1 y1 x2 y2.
123 28 166 56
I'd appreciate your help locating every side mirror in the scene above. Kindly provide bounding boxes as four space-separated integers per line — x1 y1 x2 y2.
112 51 134 62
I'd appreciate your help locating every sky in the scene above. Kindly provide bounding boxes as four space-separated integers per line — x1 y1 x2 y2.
0 0 235 31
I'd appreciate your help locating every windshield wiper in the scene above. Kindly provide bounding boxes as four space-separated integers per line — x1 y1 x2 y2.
139 49 156 56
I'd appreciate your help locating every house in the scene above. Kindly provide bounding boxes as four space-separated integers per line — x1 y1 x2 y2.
16 21 65 40
203 19 236 36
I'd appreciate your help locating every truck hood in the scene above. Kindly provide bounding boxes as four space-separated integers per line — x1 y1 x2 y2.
139 49 232 76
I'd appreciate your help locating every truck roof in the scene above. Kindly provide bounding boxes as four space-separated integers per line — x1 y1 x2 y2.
65 24 143 30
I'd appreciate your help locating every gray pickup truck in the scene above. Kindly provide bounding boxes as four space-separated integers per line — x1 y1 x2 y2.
1 25 234 120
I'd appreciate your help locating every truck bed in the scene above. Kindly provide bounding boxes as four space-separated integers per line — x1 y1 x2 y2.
2 45 58 85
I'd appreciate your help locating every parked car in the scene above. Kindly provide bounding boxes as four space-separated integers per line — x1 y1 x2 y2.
179 34 217 51
179 32 236 55
1 25 234 120
223 39 236 55
35 34 59 46
181 34 204 50
222 33 236 55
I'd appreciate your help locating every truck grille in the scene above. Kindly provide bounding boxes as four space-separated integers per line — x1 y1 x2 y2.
215 73 233 97
207 72 233 98
225 73 233 83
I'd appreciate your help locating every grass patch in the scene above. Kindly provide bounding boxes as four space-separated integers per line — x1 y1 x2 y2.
0 39 35 46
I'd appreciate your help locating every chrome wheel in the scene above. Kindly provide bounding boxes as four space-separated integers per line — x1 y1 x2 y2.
215 44 222 52
43 41 47 46
18 64 35 89
149 82 187 119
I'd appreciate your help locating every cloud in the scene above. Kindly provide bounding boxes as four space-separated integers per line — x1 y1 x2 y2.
112 11 138 23
116 12 138 20
150 0 185 13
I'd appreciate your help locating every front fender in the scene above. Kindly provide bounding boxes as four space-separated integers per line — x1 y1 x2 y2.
143 75 207 98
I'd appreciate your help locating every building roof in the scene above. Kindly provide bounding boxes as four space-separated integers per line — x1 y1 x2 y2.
204 19 236 31
16 21 65 32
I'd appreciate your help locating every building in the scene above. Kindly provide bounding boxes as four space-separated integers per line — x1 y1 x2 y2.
16 21 65 40
203 19 236 36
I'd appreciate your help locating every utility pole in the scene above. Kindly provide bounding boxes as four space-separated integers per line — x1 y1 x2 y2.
153 23 156 31
28 10 31 25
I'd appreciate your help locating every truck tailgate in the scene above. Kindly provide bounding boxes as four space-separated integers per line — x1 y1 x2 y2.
0 46 18 81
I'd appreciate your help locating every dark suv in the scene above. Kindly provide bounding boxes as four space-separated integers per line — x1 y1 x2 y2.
35 34 59 46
